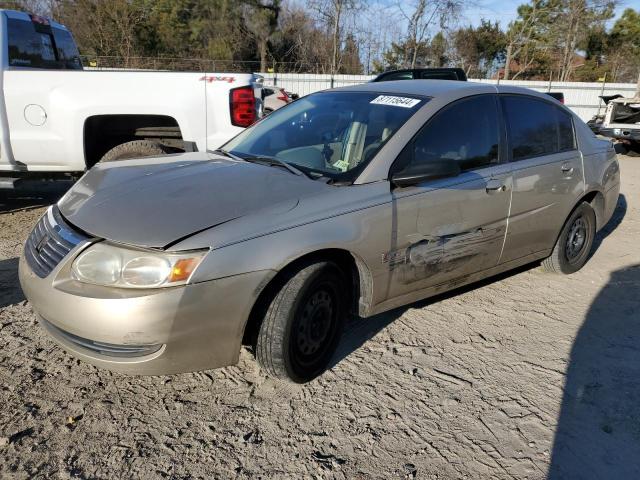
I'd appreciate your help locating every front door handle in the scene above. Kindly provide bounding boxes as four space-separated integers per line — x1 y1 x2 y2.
486 179 506 194
561 163 575 176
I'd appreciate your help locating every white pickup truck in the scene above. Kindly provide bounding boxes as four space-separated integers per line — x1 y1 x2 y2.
0 10 262 184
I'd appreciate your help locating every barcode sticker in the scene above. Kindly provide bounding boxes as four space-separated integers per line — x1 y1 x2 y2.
370 95 421 108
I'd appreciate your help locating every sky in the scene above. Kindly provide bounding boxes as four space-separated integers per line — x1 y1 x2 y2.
463 0 640 27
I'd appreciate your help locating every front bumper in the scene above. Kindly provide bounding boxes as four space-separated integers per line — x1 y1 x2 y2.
19 252 274 375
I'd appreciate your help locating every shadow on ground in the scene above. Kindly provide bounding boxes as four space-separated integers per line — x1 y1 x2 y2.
0 257 23 308
333 194 628 372
0 179 74 214
549 263 640 479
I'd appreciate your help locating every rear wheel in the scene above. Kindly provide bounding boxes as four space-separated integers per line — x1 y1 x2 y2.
255 261 348 383
542 202 596 274
100 140 169 162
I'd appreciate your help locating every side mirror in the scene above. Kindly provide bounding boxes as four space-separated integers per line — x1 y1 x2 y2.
391 159 461 187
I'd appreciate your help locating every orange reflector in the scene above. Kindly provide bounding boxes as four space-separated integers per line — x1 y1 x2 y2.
168 258 200 282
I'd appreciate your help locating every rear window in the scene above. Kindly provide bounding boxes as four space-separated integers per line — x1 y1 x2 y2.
502 96 575 161
418 71 458 80
7 18 82 70
377 71 414 81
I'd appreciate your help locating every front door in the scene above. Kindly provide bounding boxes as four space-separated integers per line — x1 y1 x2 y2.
386 94 512 300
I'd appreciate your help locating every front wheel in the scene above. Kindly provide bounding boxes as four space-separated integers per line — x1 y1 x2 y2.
542 202 596 274
255 261 348 383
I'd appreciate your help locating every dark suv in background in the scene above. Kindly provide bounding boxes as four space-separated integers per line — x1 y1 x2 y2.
371 68 467 82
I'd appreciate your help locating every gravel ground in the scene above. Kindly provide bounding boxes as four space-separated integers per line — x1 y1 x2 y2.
0 157 638 479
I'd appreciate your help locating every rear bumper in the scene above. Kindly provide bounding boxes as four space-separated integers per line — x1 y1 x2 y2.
19 253 273 375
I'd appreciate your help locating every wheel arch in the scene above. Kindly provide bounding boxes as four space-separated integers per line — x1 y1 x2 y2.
581 190 606 230
241 248 374 346
83 114 184 168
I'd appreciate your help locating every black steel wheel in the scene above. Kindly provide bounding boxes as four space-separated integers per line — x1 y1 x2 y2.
255 261 348 383
542 202 596 274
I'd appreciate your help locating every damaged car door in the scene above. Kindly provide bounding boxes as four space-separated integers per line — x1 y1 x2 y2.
387 94 512 297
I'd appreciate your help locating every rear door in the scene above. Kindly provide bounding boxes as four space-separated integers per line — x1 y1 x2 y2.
387 94 512 299
499 95 583 263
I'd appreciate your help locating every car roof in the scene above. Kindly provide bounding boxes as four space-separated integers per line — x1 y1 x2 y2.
332 79 494 97
331 79 566 105
1 9 69 30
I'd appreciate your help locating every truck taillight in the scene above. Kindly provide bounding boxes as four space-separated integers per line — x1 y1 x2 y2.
230 86 256 127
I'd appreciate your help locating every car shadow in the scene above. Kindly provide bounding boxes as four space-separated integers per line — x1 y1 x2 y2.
548 264 640 479
332 193 627 372
0 179 74 214
0 257 24 309
331 261 537 369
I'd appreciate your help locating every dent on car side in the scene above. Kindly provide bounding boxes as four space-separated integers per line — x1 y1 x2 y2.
19 80 620 378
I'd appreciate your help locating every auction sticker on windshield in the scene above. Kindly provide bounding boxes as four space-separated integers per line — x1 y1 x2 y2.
370 95 421 108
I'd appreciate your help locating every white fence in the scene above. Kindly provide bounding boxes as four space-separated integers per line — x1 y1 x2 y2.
261 73 638 121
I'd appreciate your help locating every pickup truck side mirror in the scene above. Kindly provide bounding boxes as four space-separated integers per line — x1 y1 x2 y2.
391 158 461 188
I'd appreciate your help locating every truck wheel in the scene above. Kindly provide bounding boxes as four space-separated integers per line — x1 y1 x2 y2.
542 202 596 274
255 261 348 383
100 140 168 162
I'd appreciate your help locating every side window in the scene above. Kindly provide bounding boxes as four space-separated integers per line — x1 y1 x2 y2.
410 95 500 172
418 71 458 80
7 19 82 70
7 18 56 68
502 96 575 161
379 71 413 81
557 108 576 152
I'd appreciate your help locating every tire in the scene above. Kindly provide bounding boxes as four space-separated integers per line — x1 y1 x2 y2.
255 261 348 383
626 142 640 157
613 143 627 155
100 140 168 162
542 202 596 274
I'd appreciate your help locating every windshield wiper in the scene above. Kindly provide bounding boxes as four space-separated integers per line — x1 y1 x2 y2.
238 154 308 177
214 149 315 179
211 148 243 161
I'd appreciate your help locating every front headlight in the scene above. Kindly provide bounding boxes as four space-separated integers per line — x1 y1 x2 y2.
71 242 206 288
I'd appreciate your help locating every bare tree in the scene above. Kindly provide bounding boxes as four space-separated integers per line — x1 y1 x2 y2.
309 0 361 75
397 0 463 69
503 0 548 80
242 0 281 73
554 0 616 81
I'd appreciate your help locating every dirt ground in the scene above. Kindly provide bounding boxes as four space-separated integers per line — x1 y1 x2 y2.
0 157 638 480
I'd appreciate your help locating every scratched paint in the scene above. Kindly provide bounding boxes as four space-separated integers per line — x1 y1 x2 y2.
387 226 505 286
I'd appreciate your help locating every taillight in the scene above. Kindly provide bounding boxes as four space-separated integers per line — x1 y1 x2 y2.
230 86 256 127
277 89 289 102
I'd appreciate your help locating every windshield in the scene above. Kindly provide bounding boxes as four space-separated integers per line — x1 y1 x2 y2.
223 91 426 182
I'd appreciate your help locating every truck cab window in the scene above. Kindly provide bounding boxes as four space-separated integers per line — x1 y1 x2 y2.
7 18 82 70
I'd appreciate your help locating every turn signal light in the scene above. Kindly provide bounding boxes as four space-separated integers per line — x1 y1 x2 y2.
168 258 201 283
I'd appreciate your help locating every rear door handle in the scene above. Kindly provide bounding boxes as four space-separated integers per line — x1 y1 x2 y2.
486 179 506 194
561 163 574 175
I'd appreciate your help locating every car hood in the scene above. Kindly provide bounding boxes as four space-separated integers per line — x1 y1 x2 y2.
58 152 330 248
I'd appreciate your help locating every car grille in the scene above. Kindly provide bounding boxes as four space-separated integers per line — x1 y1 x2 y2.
24 206 87 278
41 318 163 358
